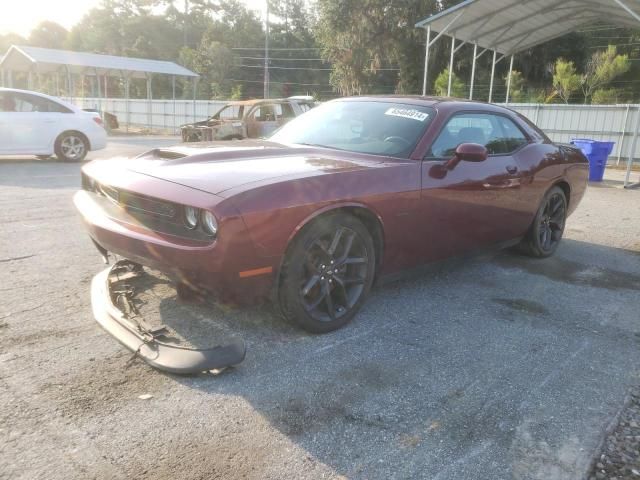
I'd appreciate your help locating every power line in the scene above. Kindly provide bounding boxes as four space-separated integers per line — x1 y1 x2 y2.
235 64 401 71
237 56 327 61
232 47 322 51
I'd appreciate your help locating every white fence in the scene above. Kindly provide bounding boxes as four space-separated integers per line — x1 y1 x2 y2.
70 97 228 133
508 103 640 165
71 97 640 163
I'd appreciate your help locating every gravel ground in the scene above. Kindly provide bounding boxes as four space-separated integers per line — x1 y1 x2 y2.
1 140 639 480
588 388 640 480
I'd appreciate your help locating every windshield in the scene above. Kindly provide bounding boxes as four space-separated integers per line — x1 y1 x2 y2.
270 101 435 158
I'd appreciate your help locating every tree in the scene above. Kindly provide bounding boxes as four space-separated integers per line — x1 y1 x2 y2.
592 88 620 105
0 33 27 54
434 69 465 97
504 70 525 102
552 59 581 104
316 0 442 96
28 21 69 49
581 45 630 103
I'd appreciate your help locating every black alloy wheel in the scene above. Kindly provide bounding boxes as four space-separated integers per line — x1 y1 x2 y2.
518 186 567 258
279 214 376 333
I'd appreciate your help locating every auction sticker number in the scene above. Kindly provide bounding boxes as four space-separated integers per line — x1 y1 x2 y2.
384 108 429 122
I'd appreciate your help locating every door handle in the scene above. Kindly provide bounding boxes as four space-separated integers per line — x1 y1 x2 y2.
506 165 518 174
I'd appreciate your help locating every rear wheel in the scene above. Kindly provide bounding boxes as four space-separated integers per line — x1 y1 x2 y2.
518 186 567 258
279 213 376 333
55 132 88 162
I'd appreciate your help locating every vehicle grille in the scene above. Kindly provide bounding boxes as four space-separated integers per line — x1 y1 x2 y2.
118 191 178 219
81 174 213 243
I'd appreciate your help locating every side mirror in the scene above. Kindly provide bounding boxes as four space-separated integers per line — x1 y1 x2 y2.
445 143 488 171
456 143 488 162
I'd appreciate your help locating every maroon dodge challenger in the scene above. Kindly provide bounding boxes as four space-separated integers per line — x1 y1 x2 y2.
75 96 588 372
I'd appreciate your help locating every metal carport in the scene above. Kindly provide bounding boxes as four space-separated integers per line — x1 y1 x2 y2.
415 0 640 188
0 45 199 132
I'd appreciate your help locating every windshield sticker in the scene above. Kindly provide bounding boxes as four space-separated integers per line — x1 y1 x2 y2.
384 108 429 122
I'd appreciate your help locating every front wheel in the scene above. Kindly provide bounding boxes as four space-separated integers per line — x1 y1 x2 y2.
55 132 88 162
518 186 567 258
279 214 376 333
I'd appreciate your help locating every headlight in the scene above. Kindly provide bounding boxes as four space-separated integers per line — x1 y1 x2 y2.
184 206 199 229
202 211 218 236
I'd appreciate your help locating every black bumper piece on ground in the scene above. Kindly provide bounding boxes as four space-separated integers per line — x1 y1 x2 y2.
90 260 246 374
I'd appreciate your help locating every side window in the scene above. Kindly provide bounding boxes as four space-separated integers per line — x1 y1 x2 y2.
280 103 296 119
493 116 529 153
0 93 16 112
12 93 39 112
298 102 314 113
428 113 528 158
250 105 276 122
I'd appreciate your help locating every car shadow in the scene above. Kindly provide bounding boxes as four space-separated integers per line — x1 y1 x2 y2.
128 238 640 478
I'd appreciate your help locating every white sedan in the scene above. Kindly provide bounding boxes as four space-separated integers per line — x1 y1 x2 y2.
0 88 107 161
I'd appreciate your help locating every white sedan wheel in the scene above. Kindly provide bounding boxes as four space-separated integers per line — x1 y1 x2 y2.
56 134 87 162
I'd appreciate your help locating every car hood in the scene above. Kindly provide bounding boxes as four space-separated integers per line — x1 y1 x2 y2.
127 140 383 196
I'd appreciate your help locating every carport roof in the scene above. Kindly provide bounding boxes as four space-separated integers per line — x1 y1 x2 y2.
415 0 640 55
0 45 198 78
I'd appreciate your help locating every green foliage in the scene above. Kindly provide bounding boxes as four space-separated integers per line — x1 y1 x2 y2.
0 32 27 53
592 88 620 105
504 70 525 102
434 69 465 97
552 59 581 104
581 45 630 103
28 22 69 49
2 0 640 103
316 0 440 96
229 84 243 100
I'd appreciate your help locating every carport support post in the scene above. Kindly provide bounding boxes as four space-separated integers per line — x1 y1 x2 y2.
505 55 514 104
64 66 72 98
172 75 177 134
489 50 497 103
624 105 640 187
617 104 630 166
146 74 153 132
469 43 478 100
447 36 456 97
124 75 130 133
422 25 431 96
192 77 198 123
95 68 102 113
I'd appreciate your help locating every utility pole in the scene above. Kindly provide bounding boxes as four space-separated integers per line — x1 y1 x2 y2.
183 0 188 47
264 0 270 99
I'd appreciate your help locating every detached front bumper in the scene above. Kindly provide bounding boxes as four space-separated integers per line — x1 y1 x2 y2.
91 260 246 374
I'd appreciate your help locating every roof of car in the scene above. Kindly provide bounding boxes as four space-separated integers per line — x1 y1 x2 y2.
225 98 308 107
0 87 79 110
334 95 517 115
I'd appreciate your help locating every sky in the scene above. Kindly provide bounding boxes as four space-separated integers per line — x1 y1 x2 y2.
0 0 267 37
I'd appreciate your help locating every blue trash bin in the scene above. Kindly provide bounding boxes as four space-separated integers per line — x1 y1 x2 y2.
570 139 615 182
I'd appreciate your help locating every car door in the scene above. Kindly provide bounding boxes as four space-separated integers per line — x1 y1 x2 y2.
246 104 279 138
420 111 531 261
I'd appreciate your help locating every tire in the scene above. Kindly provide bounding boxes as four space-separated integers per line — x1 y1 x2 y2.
279 213 376 333
517 186 567 258
54 132 88 162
